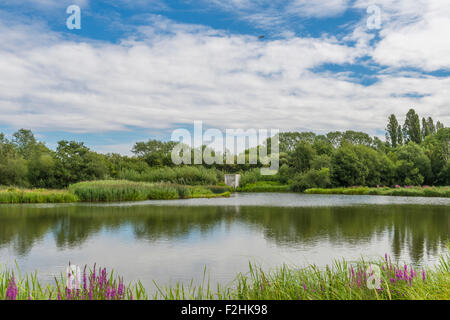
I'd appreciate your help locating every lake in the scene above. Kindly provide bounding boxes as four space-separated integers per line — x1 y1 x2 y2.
0 193 448 293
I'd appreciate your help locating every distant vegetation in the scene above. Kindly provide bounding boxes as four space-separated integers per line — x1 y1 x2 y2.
69 180 230 202
237 181 290 192
0 108 448 195
0 187 78 204
0 181 230 204
305 186 450 197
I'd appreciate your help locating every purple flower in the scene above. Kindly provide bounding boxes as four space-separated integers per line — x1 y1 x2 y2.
83 267 87 291
118 280 124 297
422 269 426 282
89 286 93 300
5 275 17 300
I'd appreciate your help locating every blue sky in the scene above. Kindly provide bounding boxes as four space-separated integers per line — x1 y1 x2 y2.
0 0 449 154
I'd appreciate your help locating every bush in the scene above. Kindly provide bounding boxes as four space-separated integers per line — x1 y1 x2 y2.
290 168 331 192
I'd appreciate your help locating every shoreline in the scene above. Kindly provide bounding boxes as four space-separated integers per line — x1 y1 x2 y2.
0 182 449 204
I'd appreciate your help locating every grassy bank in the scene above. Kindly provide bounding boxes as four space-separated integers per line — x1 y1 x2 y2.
237 181 290 193
118 166 223 185
69 180 230 202
304 186 450 197
1 252 448 300
0 181 230 204
0 187 79 204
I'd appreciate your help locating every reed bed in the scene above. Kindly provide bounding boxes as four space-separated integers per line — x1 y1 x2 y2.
2 252 448 300
0 188 78 204
117 166 222 185
305 186 450 197
237 181 290 193
69 180 230 202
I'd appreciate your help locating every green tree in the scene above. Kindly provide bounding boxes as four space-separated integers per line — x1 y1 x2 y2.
423 127 449 184
289 141 316 173
393 142 432 185
403 109 422 144
421 117 431 139
132 139 176 167
341 130 373 146
330 144 368 186
12 129 37 160
291 168 331 192
55 141 106 186
397 125 403 146
312 135 334 156
427 117 435 134
27 143 57 188
386 114 400 148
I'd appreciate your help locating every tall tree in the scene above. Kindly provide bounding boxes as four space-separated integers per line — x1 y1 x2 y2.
421 117 430 139
397 125 403 146
386 114 399 147
436 121 444 131
289 141 316 173
403 109 421 144
427 117 435 134
12 129 37 160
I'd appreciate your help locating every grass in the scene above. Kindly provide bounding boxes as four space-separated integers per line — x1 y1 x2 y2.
0 263 145 300
154 251 450 300
1 251 448 300
305 186 450 198
0 180 230 204
69 180 230 202
117 166 223 186
0 187 79 204
237 181 290 193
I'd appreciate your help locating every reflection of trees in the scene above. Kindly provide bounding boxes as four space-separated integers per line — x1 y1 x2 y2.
0 204 448 263
238 205 449 263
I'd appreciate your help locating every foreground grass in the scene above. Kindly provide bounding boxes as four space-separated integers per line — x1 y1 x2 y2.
154 253 450 300
1 252 448 300
305 186 450 198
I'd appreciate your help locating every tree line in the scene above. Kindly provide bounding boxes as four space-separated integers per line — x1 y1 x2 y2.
0 108 448 189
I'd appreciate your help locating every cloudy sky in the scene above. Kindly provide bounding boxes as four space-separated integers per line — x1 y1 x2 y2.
0 0 449 154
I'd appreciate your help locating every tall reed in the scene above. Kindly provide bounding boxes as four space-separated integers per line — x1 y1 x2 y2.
0 188 78 204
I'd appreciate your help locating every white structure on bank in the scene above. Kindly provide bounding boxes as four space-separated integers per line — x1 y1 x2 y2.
224 174 241 188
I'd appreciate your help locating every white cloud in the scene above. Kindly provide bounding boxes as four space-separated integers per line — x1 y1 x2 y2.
354 0 450 71
0 0 88 8
93 143 135 156
203 0 351 29
0 13 448 142
287 0 350 18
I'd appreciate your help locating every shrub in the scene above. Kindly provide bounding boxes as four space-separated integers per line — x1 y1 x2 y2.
290 168 331 192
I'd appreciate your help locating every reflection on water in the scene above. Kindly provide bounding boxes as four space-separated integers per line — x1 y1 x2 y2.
0 193 448 292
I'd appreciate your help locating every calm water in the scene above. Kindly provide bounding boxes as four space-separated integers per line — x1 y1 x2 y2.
0 193 448 292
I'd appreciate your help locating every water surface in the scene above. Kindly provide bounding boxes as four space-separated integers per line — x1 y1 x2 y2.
0 193 448 292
